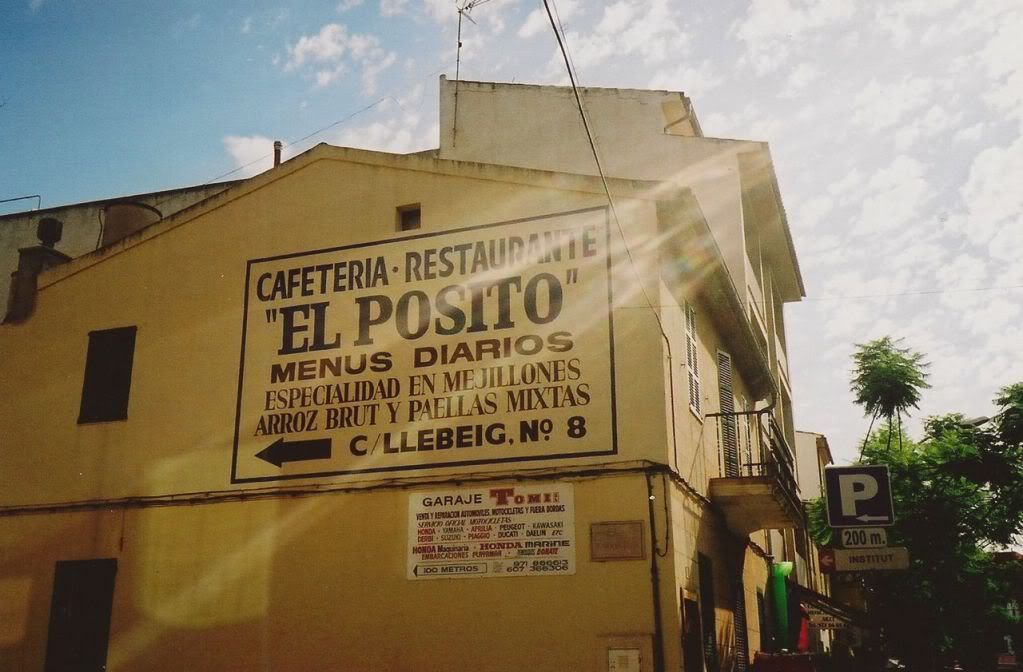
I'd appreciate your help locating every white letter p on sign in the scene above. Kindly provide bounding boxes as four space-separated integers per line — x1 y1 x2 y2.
839 474 878 516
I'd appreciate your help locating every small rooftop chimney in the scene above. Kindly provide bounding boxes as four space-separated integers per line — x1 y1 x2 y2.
5 217 71 323
273 140 283 167
37 217 63 248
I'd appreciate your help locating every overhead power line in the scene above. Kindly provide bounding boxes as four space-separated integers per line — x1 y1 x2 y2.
148 59 453 212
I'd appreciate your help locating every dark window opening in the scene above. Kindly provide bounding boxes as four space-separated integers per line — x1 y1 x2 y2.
682 596 705 672
45 559 118 672
397 204 421 231
78 326 137 423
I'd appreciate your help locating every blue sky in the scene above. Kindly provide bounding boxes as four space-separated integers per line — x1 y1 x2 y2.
3 0 1022 462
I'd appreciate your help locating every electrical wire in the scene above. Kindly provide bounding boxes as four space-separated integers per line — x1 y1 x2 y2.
541 0 674 353
541 1 673 348
542 0 683 469
147 57 453 213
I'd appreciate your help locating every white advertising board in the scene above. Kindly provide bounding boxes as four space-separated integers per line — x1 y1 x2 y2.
807 608 849 631
407 484 575 580
231 208 617 483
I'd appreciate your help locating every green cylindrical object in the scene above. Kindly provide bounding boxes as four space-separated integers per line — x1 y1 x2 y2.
771 562 794 649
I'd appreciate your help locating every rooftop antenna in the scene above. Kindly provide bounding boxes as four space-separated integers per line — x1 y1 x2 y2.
452 0 491 147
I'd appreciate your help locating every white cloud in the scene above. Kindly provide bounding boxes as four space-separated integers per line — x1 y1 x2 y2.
518 9 548 38
854 155 934 236
781 63 822 97
977 7 1023 129
332 87 436 154
338 0 363 11
284 23 396 94
379 0 407 17
827 169 863 199
875 0 965 48
551 0 688 75
954 122 986 143
961 136 1023 262
29 0 44 11
316 64 346 88
648 60 721 95
795 195 834 231
519 0 580 39
361 51 396 95
893 104 960 150
733 0 856 74
241 16 253 33
286 24 349 70
851 77 934 133
423 0 453 23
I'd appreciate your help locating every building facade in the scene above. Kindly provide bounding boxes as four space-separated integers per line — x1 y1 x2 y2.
1 79 813 671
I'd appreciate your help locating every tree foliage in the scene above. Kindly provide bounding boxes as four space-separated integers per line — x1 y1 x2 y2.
811 343 1022 671
850 336 930 423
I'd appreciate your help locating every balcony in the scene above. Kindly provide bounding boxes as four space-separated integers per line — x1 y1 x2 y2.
705 409 804 536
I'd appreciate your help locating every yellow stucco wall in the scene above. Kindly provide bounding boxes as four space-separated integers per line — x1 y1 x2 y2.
0 150 673 506
0 473 668 671
0 147 779 671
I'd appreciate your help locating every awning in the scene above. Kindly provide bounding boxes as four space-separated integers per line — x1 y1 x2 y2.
788 582 868 627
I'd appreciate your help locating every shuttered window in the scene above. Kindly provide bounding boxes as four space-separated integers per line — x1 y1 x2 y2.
718 352 739 477
698 553 719 671
735 577 751 671
685 303 701 415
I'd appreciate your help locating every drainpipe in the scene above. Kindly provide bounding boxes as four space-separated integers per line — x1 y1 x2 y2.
645 472 666 672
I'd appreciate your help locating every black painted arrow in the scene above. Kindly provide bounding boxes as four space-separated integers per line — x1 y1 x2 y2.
255 437 332 467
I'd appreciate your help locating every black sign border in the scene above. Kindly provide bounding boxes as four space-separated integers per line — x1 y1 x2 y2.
230 206 619 484
824 464 896 528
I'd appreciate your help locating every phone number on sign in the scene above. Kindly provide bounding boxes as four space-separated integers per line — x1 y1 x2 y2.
501 559 570 573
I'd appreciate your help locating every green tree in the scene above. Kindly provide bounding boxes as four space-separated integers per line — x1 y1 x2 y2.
812 360 1023 670
850 336 930 453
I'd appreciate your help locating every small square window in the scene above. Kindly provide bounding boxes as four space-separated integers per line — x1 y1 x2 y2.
78 326 137 424
397 204 421 231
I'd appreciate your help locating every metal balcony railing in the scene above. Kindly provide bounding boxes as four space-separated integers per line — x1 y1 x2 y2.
705 408 800 501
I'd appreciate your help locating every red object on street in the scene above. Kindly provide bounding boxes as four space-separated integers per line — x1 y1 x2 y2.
797 607 810 652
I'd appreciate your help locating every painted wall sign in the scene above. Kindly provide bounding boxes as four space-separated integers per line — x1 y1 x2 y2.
607 649 641 672
231 208 617 483
590 521 645 561
407 484 575 580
